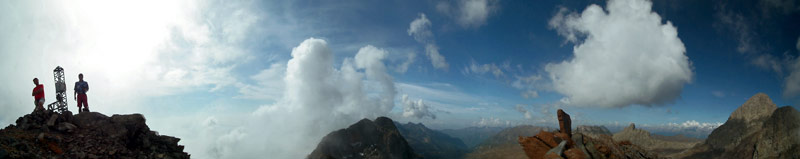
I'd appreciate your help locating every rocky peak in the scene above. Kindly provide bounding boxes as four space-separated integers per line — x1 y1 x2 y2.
624 123 636 131
680 93 800 158
0 110 189 159
729 93 777 122
307 117 418 159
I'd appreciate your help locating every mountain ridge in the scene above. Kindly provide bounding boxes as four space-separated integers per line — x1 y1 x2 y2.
679 93 800 159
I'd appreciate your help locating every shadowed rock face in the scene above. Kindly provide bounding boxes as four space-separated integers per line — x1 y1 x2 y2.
307 117 419 159
705 93 777 150
0 110 189 159
680 93 800 159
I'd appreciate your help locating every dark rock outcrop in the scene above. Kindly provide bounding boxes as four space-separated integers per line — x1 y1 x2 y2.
556 109 574 148
395 122 468 159
557 109 572 138
307 117 419 159
0 110 189 159
680 93 800 159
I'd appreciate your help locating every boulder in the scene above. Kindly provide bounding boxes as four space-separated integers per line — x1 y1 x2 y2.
56 122 77 133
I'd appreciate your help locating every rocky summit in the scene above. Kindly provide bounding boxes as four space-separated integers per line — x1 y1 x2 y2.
679 93 800 159
519 109 657 159
0 110 189 159
307 117 419 159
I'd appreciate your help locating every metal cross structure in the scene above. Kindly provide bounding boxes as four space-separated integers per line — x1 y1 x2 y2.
47 66 69 113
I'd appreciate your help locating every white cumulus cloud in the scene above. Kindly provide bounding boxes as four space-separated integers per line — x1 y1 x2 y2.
401 94 436 119
437 0 499 29
546 0 693 107
408 14 434 43
408 13 449 71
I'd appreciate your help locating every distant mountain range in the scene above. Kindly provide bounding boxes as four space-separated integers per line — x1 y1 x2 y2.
308 93 798 159
394 122 469 159
439 126 504 148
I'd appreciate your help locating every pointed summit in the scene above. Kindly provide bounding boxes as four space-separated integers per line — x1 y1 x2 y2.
625 123 636 131
729 93 777 122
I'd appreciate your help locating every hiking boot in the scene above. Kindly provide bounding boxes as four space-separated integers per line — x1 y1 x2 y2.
83 108 90 112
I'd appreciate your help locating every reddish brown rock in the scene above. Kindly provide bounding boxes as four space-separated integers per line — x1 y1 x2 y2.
554 132 575 148
563 148 586 159
544 152 564 159
519 131 559 159
536 131 558 147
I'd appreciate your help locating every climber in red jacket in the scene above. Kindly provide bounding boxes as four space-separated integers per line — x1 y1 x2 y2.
32 78 45 111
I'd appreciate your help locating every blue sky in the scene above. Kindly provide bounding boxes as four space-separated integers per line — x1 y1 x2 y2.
1 0 799 158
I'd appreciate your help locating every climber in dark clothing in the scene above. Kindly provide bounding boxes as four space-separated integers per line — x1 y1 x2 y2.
32 78 45 111
74 73 90 113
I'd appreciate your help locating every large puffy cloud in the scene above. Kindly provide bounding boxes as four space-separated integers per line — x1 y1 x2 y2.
401 94 436 119
407 13 449 71
203 38 399 158
546 0 693 107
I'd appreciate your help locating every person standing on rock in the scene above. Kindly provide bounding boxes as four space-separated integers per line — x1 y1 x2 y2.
31 78 45 111
74 73 90 113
